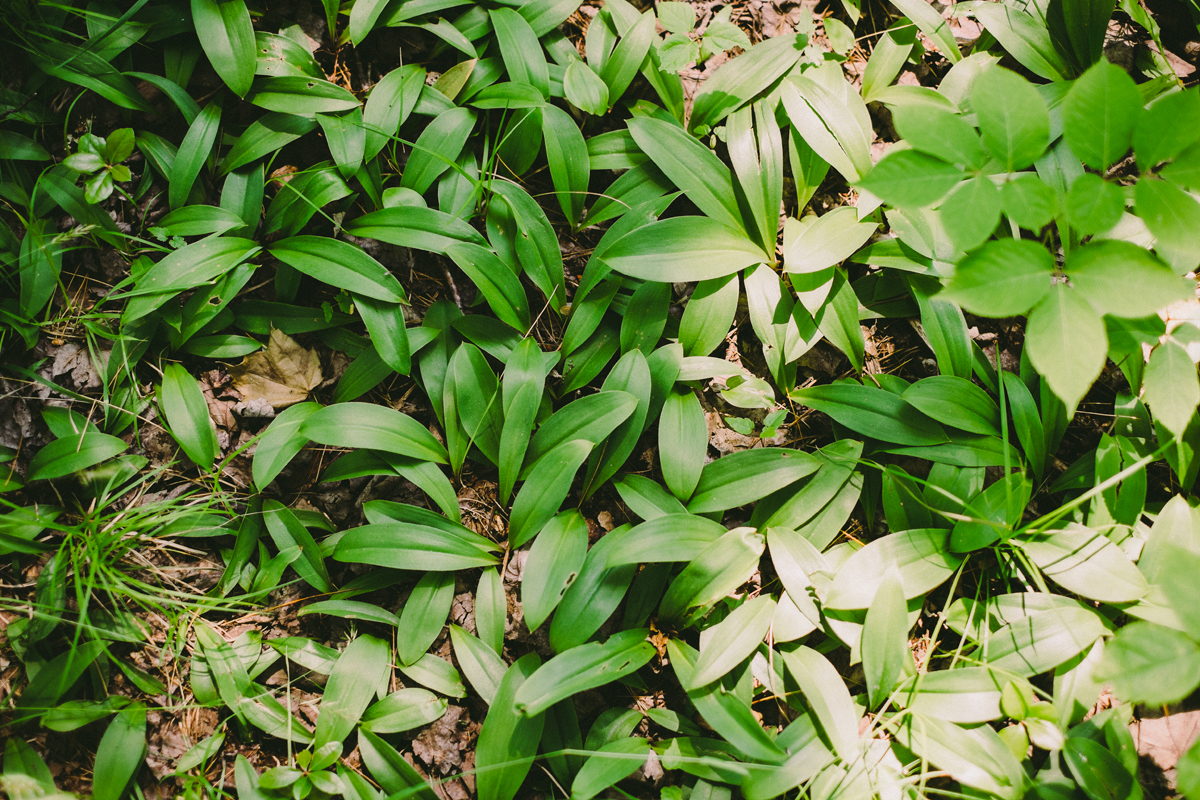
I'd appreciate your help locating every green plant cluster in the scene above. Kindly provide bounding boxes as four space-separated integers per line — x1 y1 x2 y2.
3 0 1200 797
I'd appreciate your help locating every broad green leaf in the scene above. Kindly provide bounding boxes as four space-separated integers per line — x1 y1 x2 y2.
826 528 963 610
542 104 589 227
727 102 784 253
28 429 128 482
627 117 743 230
888 0 960 62
222 113 317 173
1019 524 1148 603
300 600 400 626
888 713 1024 799
400 107 476 194
679 275 739 357
687 449 820 513
363 65 426 160
513 629 655 716
313 635 391 751
450 625 507 704
349 0 391 44
1026 284 1107 410
982 605 1109 676
790 383 949 446
1001 173 1059 231
521 510 588 631
192 0 255 96
1066 240 1188 317
122 238 261 322
910 276 973 379
564 60 609 115
490 182 569 311
688 596 776 689
1063 737 1134 800
902 376 1001 436
941 175 1002 251
157 206 246 237
476 569 507 654
659 387 707 501
300 403 449 464
158 364 219 469
317 108 366 178
270 236 406 303
92 703 147 800
345 206 487 254
857 149 962 209
966 2 1070 80
1144 339 1200 436
398 653 467 698
604 513 725 565
893 105 985 168
1002 372 1047 479
1053 0 1114 68
508 440 591 548
781 647 859 759
658 527 764 621
1063 60 1142 170
604 217 767 281
619 280 670 354
476 654 545 800
783 207 878 277
362 688 448 734
1135 177 1200 269
584 350 652 498
499 382 539 506
572 738 651 800
359 729 437 799
491 8 550 97
444 243 531 331
170 100 222 209
862 567 912 708
939 239 1053 317
334 523 499 570
1134 88 1200 168
550 526 638 652
248 76 360 114
263 501 333 592
601 11 657 106
522 391 637 477
971 67 1050 171
782 75 873 182
1097 621 1200 706
690 34 806 132
397 572 454 666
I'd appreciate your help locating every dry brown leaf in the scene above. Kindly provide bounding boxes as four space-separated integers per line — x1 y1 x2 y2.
229 328 322 409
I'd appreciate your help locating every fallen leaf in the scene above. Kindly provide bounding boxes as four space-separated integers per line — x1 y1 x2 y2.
229 328 322 409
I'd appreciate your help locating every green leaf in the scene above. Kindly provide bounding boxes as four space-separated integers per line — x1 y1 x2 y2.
476 654 545 800
1002 372 1047 479
359 729 438 799
584 350 652 498
679 275 739 357
550 527 638 652
400 107 476 195
627 117 743 231
191 0 255 96
659 387 707 501
264 501 334 592
1063 737 1134 800
222 113 317 173
345 206 487 254
170 100 222 209
982 604 1109 676
513 629 655 716
1144 340 1200 437
1134 88 1200 168
1026 284 1107 410
1067 240 1188 317
1001 174 1059 231
656 33 698 72
893 105 985 168
92 703 147 800
659 527 765 621
362 688 448 734
334 523 499 570
826 528 962 609
450 624 507 704
687 449 820 513
248 76 359 114
971 67 1050 171
476 569 507 655
398 653 466 698
601 10 658 105
572 738 652 800
940 176 1002 252
1097 621 1200 706
313 635 391 751
522 391 636 478
939 239 1053 317
158 364 219 469
901 376 1001 436
122 237 261 323
542 104 589 228
521 510 589 632
444 243 531 331
857 150 962 209
317 108 367 178
790 383 949 446
1135 177 1200 268
967 2 1070 80
397 572 455 666
363 65 426 160
508 440 592 548
1019 524 1148 603
690 34 806 132
28 429 128 482
862 567 912 708
491 8 550 97
564 60 610 115
1063 61 1142 170
781 647 860 758
349 0 391 44
782 74 873 182
301 403 449 464
1054 0 1114 68
604 217 768 281
658 1 696 34
688 595 776 689
270 236 406 303
300 600 400 626
887 0 960 62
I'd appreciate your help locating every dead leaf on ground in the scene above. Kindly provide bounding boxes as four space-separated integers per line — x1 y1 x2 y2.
1132 708 1200 789
229 328 322 409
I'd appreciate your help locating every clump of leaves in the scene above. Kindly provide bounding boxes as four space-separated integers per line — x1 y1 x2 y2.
656 3 751 71
62 128 134 204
